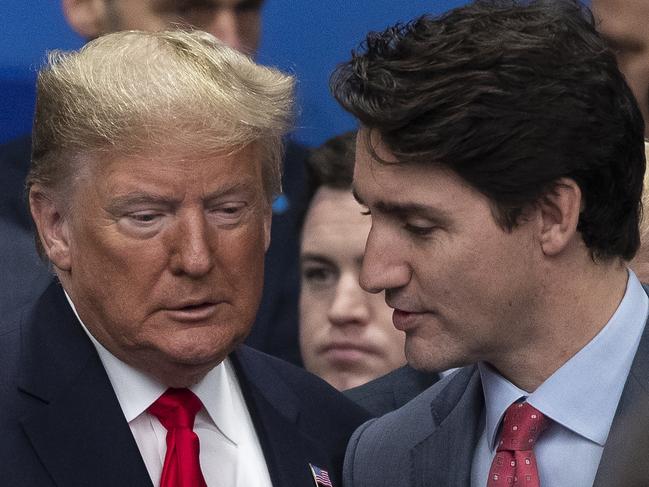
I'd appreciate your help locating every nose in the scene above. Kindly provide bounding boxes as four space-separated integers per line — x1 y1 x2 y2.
359 226 411 294
170 212 215 278
327 272 370 327
205 9 243 52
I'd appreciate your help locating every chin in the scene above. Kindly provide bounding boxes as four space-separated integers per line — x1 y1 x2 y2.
405 343 452 374
157 336 232 367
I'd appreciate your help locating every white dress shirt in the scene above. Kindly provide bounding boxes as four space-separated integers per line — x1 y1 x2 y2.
471 269 649 487
65 293 273 487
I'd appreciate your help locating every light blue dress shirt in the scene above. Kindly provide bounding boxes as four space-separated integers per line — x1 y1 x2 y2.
471 270 649 487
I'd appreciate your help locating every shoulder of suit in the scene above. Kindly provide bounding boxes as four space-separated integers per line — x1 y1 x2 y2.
352 366 476 446
234 344 371 420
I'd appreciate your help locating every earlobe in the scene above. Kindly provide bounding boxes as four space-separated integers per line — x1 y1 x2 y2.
29 187 72 271
61 0 109 39
263 210 272 253
538 177 582 256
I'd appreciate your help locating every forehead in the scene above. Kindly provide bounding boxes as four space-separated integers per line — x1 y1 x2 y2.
353 135 465 201
87 144 263 192
301 188 370 254
304 187 368 231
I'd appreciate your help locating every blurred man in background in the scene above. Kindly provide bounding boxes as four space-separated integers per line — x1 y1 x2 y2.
593 0 649 136
62 0 264 54
299 132 407 390
298 132 438 415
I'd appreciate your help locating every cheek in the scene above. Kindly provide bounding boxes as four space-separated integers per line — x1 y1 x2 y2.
299 290 329 338
299 289 334 363
219 223 267 277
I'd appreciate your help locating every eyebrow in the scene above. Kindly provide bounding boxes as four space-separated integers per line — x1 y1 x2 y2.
601 33 644 53
300 253 364 268
300 253 335 266
107 180 258 210
352 187 449 221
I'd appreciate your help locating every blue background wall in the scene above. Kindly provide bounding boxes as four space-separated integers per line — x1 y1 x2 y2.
0 0 469 147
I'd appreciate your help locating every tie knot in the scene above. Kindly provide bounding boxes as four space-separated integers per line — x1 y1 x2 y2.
148 388 203 431
497 402 549 452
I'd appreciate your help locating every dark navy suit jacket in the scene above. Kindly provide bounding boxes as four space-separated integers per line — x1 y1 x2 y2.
0 282 369 486
0 135 307 365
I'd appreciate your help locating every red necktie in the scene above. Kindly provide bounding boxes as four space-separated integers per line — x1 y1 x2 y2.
148 388 208 487
487 402 550 487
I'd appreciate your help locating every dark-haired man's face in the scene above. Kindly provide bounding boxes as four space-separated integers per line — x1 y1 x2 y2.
100 0 263 54
352 135 546 374
593 0 649 136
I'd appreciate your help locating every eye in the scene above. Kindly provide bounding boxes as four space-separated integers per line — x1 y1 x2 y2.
403 219 436 237
208 202 247 222
127 212 163 225
301 263 338 289
118 211 166 238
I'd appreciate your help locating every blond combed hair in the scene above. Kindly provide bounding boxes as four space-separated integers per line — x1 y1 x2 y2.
28 29 295 203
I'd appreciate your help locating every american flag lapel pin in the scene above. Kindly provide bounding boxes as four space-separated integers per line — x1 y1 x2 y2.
309 463 333 487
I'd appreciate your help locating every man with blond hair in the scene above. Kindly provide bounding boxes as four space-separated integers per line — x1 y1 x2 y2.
0 30 367 487
1 0 307 366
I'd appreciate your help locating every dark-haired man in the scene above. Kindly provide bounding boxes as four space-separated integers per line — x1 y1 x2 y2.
0 0 306 365
331 1 649 485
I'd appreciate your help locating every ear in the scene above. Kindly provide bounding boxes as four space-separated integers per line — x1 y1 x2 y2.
537 177 582 256
61 0 110 39
263 205 272 253
29 186 72 271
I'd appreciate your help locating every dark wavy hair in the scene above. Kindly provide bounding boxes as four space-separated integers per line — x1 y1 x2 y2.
298 131 357 231
331 0 645 260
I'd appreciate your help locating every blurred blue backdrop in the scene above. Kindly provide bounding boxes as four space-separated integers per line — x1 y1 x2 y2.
0 0 469 147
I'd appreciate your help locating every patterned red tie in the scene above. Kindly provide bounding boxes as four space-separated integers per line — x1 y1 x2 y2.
148 388 208 487
487 402 550 487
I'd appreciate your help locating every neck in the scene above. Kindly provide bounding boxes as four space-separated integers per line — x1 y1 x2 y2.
490 257 628 392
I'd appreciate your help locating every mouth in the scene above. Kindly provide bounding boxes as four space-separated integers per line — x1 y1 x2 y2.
320 342 376 365
164 301 219 322
392 309 425 331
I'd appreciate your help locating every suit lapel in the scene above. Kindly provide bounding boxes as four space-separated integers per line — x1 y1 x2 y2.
593 302 649 487
411 367 484 487
231 347 338 487
17 283 152 487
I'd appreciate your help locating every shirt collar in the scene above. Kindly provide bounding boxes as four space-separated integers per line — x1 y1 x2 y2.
480 270 648 449
64 291 241 445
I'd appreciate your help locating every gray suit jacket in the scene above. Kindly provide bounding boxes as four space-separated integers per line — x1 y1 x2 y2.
344 312 649 487
345 366 439 417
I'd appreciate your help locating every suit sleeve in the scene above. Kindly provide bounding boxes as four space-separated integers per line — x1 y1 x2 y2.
343 418 377 487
